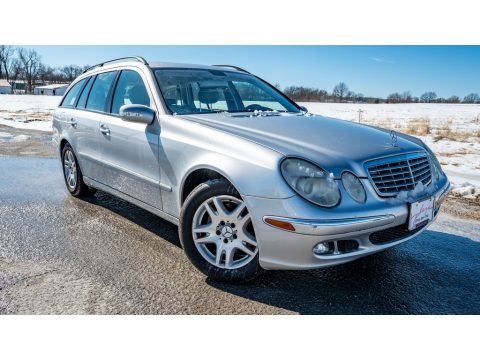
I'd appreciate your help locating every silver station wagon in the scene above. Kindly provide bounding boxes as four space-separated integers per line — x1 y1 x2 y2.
53 56 451 282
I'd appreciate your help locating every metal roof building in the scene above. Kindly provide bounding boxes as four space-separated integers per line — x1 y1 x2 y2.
0 79 11 94
34 83 70 96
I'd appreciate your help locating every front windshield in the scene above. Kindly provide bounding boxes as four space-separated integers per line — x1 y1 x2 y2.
154 68 301 115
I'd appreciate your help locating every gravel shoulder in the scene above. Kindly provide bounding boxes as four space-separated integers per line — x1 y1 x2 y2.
0 125 54 157
0 258 135 314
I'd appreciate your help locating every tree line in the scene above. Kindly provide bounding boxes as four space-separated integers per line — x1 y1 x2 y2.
283 83 480 104
0 46 89 93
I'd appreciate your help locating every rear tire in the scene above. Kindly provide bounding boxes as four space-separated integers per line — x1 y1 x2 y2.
61 143 96 198
180 179 261 282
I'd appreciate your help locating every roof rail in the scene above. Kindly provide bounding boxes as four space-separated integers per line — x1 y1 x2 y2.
82 56 149 74
212 64 250 74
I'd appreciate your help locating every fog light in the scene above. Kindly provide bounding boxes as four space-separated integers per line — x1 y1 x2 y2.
313 242 330 255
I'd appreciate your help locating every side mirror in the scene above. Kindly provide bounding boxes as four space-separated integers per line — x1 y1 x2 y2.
299 106 308 113
119 104 155 125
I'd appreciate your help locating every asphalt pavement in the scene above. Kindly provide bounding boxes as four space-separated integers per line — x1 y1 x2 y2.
1 156 479 314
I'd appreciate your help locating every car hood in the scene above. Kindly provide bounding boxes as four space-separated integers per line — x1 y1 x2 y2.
180 112 426 177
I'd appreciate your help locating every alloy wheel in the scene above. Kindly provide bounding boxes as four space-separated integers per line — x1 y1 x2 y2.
192 195 258 269
63 149 77 190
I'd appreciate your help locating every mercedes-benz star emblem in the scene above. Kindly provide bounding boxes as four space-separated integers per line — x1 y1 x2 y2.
390 130 398 147
221 226 233 238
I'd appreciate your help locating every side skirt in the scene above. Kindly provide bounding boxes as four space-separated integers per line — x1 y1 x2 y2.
83 176 179 226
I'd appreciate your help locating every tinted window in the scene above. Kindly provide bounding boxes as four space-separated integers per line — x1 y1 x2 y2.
86 71 117 112
61 78 87 107
111 70 150 114
76 76 94 109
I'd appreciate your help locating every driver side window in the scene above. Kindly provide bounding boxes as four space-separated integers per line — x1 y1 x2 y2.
111 70 151 114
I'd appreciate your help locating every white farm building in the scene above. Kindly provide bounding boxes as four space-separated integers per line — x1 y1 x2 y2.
0 79 11 94
34 83 69 96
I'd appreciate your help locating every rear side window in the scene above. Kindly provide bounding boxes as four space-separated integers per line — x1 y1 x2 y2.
111 70 151 114
61 78 87 107
86 71 117 112
76 76 94 109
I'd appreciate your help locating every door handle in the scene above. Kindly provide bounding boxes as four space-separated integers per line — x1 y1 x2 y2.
68 118 77 127
100 124 110 135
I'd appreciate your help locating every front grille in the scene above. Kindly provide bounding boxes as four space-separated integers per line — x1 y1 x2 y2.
367 153 432 196
370 223 426 245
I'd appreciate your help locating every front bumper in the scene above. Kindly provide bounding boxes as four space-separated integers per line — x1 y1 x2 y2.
244 179 451 270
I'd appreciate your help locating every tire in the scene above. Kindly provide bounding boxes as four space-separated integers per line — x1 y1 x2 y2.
61 143 96 198
180 179 261 282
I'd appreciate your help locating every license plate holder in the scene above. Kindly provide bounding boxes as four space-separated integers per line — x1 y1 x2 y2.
408 197 434 230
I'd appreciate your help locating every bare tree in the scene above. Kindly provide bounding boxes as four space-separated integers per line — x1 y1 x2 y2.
332 82 349 102
0 45 14 81
447 95 460 103
420 91 437 103
387 92 401 103
18 48 43 93
8 58 22 93
401 91 412 103
463 93 480 104
61 65 83 82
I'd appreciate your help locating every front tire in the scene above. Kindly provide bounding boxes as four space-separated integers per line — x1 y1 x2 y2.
180 179 261 282
61 143 96 198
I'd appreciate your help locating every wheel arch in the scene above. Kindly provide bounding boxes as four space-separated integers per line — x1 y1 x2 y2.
59 138 69 152
180 165 237 205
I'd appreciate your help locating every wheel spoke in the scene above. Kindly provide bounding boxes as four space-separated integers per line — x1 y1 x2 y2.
203 201 218 221
193 222 216 234
239 231 257 246
215 246 224 266
236 242 256 257
194 234 219 244
237 213 251 228
224 246 235 268
213 197 229 217
231 203 247 220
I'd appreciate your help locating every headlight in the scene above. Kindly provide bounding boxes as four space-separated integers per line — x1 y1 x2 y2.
280 158 340 207
341 172 366 203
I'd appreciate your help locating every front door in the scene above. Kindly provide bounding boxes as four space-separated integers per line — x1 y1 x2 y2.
97 69 162 209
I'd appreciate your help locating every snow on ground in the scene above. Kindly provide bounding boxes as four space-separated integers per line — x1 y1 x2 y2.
0 94 58 132
0 94 59 112
300 102 480 134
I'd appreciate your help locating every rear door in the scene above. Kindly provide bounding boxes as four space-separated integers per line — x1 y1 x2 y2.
80 71 118 180
56 77 100 178
97 68 162 209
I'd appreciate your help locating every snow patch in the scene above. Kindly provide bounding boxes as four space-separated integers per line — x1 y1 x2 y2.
12 134 31 142
0 119 52 132
387 181 438 204
451 182 480 200
0 132 32 142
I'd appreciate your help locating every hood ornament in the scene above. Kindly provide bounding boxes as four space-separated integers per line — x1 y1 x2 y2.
390 130 398 147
